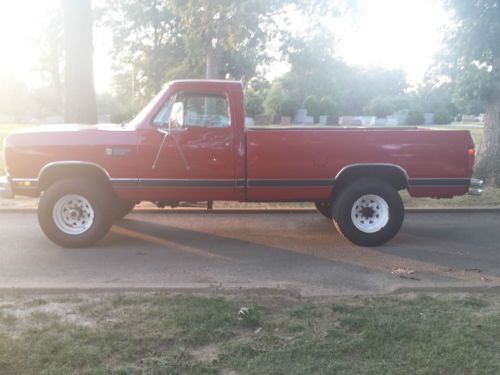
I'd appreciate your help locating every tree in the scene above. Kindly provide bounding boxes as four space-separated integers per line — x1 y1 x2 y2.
441 0 500 186
304 95 320 122
61 0 97 123
280 28 342 104
170 0 352 80
341 67 408 115
244 78 270 118
452 64 489 115
105 0 353 113
405 110 425 126
105 0 192 108
364 97 395 118
280 97 299 118
264 80 286 120
170 0 281 79
433 107 454 125
319 96 339 124
106 0 279 107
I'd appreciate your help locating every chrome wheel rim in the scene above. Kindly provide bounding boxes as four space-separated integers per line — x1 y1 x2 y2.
53 194 94 235
351 194 389 233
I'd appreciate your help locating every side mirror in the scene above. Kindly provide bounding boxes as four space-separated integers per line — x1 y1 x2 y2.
168 102 184 131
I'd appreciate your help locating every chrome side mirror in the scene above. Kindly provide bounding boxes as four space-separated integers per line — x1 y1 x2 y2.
168 102 184 132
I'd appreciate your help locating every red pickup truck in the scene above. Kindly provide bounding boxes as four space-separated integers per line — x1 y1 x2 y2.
1 80 483 248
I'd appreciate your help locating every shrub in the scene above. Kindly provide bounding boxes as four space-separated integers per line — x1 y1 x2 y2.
433 107 453 125
319 96 339 124
280 97 299 118
364 97 395 118
405 110 425 125
245 89 266 118
304 95 320 123
263 81 285 119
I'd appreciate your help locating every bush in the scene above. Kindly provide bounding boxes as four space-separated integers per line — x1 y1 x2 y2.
364 97 395 118
319 96 339 124
303 95 320 123
280 97 299 118
405 110 425 125
245 89 266 118
264 81 285 119
319 97 338 115
433 108 453 125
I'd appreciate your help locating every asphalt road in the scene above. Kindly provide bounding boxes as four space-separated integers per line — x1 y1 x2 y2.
0 211 498 295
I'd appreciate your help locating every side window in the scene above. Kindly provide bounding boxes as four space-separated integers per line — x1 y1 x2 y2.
152 97 175 127
181 93 229 128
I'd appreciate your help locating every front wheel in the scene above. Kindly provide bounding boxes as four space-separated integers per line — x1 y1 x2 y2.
332 178 404 247
38 179 114 248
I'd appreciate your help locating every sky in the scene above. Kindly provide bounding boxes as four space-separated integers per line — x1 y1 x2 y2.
333 0 449 84
0 0 450 93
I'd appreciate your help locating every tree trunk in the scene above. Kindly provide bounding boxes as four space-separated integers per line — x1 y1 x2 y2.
61 0 97 124
474 100 500 187
205 45 222 79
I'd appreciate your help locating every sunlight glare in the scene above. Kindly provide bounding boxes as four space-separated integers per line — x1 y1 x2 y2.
0 1 52 82
333 0 450 84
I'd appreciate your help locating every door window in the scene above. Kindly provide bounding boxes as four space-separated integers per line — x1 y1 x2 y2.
180 93 229 128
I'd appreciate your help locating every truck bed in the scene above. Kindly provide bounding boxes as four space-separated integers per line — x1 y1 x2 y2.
245 127 473 200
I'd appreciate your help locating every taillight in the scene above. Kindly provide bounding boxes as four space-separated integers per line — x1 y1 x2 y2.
467 148 475 171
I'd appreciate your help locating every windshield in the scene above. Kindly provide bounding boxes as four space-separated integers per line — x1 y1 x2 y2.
127 85 169 127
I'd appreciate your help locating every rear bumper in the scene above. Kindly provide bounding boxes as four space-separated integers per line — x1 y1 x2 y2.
0 176 13 199
469 178 485 196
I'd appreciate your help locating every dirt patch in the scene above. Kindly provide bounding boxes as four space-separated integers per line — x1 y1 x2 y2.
190 344 219 363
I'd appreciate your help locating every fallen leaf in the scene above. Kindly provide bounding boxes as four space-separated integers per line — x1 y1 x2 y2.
391 268 416 275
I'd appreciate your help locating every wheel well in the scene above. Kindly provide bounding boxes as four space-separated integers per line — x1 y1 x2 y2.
38 164 113 192
334 165 408 193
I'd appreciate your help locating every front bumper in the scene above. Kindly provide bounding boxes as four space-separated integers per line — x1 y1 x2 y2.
469 178 485 196
0 176 13 199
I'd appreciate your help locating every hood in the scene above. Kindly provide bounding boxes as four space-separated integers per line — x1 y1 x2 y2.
5 123 136 147
14 123 128 135
3 123 138 178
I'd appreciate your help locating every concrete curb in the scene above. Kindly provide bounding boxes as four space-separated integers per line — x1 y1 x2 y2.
1 207 500 214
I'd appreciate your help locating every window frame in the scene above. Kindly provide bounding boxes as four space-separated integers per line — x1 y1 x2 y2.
150 90 232 130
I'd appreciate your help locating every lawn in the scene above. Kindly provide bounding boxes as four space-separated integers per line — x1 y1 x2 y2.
0 292 498 374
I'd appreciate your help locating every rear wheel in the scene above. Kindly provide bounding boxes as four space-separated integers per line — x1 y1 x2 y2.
332 178 404 246
314 201 332 219
38 178 114 248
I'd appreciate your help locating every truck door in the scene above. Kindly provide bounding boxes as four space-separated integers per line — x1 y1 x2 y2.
136 90 240 202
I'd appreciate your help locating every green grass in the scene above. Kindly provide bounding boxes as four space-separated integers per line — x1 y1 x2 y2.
402 186 500 208
0 292 498 374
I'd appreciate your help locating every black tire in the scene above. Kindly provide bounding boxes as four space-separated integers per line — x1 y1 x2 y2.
37 178 114 248
114 200 136 219
314 201 332 219
332 178 404 247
